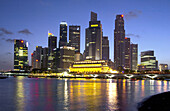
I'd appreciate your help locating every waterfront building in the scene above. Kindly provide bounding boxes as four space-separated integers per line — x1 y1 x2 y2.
69 25 80 53
69 60 116 74
130 44 138 71
124 37 131 69
85 11 102 60
34 46 42 69
114 15 125 70
31 47 48 71
102 36 109 60
41 47 48 70
74 52 81 61
159 64 168 71
48 32 57 71
59 21 67 47
14 39 29 71
141 50 158 70
56 46 75 71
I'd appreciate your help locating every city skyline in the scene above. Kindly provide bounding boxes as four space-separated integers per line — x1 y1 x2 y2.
0 0 170 70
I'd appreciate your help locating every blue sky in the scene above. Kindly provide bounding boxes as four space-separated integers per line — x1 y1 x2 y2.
0 0 170 70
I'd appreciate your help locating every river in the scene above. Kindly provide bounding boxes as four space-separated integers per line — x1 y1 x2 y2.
0 76 170 111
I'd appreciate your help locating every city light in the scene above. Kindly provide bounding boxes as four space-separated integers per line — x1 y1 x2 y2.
121 14 124 17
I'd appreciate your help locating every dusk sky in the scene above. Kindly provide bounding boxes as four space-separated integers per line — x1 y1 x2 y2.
0 0 170 70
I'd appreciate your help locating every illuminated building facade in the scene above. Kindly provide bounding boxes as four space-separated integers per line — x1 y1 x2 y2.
124 37 130 69
57 46 75 71
14 39 28 71
48 32 57 71
69 60 114 74
59 21 67 47
159 64 168 71
130 44 138 71
31 47 48 70
114 15 125 69
102 36 109 60
85 11 102 60
69 25 80 53
41 47 48 70
141 50 158 70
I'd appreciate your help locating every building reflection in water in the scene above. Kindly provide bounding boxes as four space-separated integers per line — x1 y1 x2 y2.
107 79 118 110
10 77 170 111
16 76 25 111
64 79 69 110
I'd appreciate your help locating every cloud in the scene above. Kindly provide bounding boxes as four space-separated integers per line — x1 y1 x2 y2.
18 29 32 35
0 28 13 35
5 39 15 43
126 33 140 38
124 10 142 20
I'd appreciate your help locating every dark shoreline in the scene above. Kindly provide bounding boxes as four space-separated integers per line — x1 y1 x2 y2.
138 91 170 111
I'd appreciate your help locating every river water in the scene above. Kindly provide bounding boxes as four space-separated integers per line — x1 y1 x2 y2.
0 76 170 111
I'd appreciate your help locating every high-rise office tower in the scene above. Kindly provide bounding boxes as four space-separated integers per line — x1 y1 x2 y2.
124 37 131 69
114 15 125 69
59 21 67 48
69 25 80 53
55 46 75 71
141 50 157 70
48 32 57 71
35 46 42 69
41 47 48 70
102 36 109 60
85 11 102 60
130 44 138 71
14 39 28 71
31 47 48 71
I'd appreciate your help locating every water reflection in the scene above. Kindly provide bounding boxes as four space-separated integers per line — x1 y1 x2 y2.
16 76 25 111
1 78 170 111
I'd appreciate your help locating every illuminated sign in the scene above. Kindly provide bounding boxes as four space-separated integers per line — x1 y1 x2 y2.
91 24 98 27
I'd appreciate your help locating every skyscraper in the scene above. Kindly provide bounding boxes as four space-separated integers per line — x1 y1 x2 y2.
31 47 48 71
102 36 109 60
41 47 48 70
85 11 102 60
69 25 80 53
130 44 138 71
14 39 28 71
34 46 42 69
114 15 125 69
141 50 157 70
48 32 57 71
59 21 67 48
124 37 131 69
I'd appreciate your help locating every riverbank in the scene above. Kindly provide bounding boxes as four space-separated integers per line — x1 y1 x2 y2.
138 91 170 111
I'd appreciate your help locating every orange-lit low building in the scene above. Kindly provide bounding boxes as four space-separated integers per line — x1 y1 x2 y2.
69 60 117 74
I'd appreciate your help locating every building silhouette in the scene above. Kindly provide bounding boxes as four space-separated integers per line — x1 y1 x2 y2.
69 25 80 53
102 36 109 60
85 11 102 60
124 37 131 69
59 21 67 48
48 32 57 71
130 44 138 71
114 15 125 69
14 39 28 71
